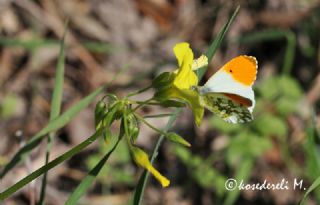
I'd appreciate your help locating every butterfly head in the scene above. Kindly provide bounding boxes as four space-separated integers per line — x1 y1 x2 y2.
190 85 200 92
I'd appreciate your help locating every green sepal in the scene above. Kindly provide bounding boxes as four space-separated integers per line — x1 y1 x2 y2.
94 101 107 130
166 132 191 147
102 103 121 127
126 113 140 144
103 129 112 146
152 72 175 90
158 99 186 108
153 87 171 101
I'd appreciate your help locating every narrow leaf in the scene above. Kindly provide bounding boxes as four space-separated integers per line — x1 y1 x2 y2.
39 22 67 204
64 137 121 205
132 6 240 205
50 29 66 120
223 158 253 205
132 109 181 205
0 129 103 200
0 38 115 54
196 5 240 80
0 86 105 178
300 176 320 205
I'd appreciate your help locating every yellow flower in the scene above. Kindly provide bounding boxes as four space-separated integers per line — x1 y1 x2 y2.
162 42 208 126
131 146 170 187
172 42 198 89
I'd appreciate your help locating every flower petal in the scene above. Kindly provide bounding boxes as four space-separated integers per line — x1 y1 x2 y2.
173 43 197 89
169 87 204 126
192 55 208 70
173 42 193 67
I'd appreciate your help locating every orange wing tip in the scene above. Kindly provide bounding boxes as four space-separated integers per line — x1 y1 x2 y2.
241 55 258 85
223 55 258 86
241 55 257 64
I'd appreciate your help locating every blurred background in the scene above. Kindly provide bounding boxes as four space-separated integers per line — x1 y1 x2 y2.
0 0 320 205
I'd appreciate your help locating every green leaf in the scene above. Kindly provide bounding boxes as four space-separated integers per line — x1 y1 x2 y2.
275 97 298 116
0 128 104 200
226 133 272 166
85 139 133 186
64 137 121 205
278 76 302 99
193 163 227 197
305 117 320 178
49 31 66 121
303 112 320 202
257 77 279 100
173 145 227 196
131 109 181 204
0 86 105 178
300 176 320 205
0 38 56 51
132 6 240 205
257 76 302 115
39 22 67 204
196 5 240 80
0 37 115 54
166 132 191 147
253 114 288 137
173 145 191 163
223 158 254 205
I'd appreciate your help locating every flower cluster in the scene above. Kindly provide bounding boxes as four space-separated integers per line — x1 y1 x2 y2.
95 42 208 187
153 42 208 126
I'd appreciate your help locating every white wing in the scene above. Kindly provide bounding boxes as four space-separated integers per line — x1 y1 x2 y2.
200 70 255 111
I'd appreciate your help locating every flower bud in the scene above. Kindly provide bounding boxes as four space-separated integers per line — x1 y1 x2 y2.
130 146 170 187
95 101 107 130
166 132 191 147
126 114 140 144
152 72 175 90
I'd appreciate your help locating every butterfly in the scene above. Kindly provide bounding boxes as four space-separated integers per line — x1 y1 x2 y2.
196 55 258 123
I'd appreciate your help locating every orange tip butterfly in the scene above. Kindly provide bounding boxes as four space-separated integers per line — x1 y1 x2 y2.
197 55 258 123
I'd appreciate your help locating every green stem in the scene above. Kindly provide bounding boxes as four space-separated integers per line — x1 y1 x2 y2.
282 30 295 76
134 113 168 136
132 109 181 205
127 85 152 97
0 129 104 200
132 98 154 112
39 20 68 204
132 6 240 205
131 100 162 106
143 113 173 119
64 135 121 205
38 133 54 204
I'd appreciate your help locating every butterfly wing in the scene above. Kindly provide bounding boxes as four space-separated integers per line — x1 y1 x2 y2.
200 93 253 123
199 55 257 123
